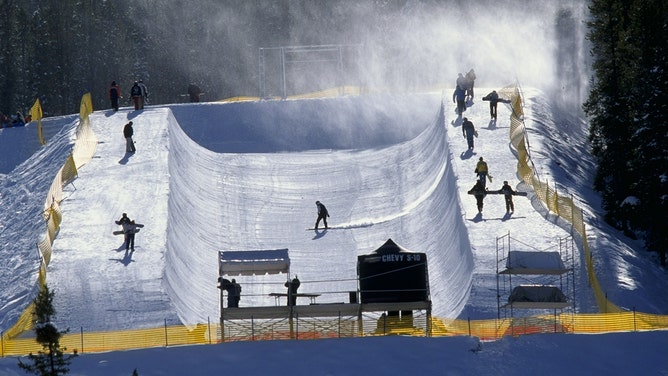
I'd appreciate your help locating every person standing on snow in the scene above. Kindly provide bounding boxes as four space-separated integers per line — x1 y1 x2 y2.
475 157 491 187
115 213 132 247
465 69 476 102
468 179 487 213
123 121 136 153
482 90 510 120
462 117 478 150
109 81 122 111
285 276 301 306
130 81 143 110
499 181 517 213
138 80 149 108
188 83 202 102
315 201 329 230
452 85 466 116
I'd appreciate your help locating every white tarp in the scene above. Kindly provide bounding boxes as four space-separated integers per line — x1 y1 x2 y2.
219 249 290 276
502 251 567 275
506 285 569 309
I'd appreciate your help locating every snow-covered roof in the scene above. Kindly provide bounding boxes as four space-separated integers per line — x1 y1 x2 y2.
218 249 290 276
505 285 569 309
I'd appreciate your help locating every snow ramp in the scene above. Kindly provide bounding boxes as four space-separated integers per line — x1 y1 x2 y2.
165 94 474 325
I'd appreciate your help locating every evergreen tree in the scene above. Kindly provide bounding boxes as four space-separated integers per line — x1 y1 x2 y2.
18 284 76 376
584 0 668 266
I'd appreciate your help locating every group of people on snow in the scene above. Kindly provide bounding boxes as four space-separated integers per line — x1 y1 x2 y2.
108 79 149 112
0 111 30 128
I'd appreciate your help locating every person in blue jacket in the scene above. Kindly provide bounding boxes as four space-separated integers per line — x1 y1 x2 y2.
452 85 466 116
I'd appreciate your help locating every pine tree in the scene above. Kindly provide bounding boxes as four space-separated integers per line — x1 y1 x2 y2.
18 284 76 376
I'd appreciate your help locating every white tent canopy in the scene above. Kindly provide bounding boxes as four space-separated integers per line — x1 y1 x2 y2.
219 249 290 276
501 251 568 275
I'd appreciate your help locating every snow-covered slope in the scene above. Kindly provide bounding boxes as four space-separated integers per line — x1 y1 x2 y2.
1 88 666 335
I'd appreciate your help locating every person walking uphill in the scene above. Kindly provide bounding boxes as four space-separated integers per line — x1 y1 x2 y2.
482 90 511 120
468 179 487 213
452 85 466 116
462 117 478 150
474 157 492 188
109 81 122 111
315 201 329 230
285 276 301 306
123 121 136 153
499 181 516 213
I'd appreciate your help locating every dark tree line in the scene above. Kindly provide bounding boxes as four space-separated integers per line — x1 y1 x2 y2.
0 0 389 117
584 0 668 266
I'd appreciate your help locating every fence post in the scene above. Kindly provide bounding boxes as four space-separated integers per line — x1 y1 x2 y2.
207 317 212 344
467 317 471 337
80 327 84 354
1 330 4 357
338 312 341 338
633 307 637 332
164 319 168 347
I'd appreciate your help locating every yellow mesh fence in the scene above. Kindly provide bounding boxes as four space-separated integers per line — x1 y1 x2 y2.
3 89 666 359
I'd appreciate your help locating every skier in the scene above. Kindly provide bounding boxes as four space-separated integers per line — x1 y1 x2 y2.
452 85 466 116
123 121 136 153
467 179 487 213
138 80 149 108
130 81 143 110
285 276 301 306
499 181 516 213
474 157 491 188
462 117 477 150
109 81 122 111
465 69 476 102
315 201 329 230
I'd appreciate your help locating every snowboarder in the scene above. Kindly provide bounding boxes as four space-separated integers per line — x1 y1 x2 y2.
465 69 476 102
124 220 140 251
315 201 329 230
285 276 300 306
115 213 132 248
188 84 202 103
462 117 478 150
499 181 516 213
482 90 511 120
130 81 143 110
474 157 491 187
109 81 121 111
123 121 136 152
467 179 487 213
452 85 466 116
138 80 149 108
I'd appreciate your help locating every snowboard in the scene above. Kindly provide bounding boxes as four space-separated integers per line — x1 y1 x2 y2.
113 228 140 235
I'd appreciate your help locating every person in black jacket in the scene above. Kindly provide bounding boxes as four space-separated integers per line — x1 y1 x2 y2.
499 181 516 213
123 121 136 153
130 81 143 110
315 201 330 229
467 179 487 213
285 276 301 306
462 117 477 150
109 81 121 111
